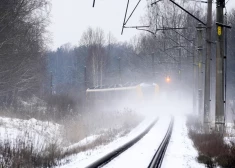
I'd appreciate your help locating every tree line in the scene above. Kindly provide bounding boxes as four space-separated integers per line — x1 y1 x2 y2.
0 0 235 120
46 1 235 118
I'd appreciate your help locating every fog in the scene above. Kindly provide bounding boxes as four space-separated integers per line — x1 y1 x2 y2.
1 0 235 167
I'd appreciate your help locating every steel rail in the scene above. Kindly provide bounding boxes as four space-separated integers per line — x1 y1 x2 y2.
148 117 174 168
86 118 158 168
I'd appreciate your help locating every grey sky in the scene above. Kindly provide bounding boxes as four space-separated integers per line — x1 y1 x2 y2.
48 0 146 50
48 0 235 50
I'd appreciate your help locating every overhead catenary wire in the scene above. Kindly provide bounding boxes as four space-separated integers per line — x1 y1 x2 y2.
168 0 206 26
171 29 194 44
226 0 230 4
91 0 204 76
151 0 162 6
164 33 194 56
188 0 216 4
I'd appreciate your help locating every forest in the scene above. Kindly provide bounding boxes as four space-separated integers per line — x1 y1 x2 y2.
0 1 235 167
0 0 234 121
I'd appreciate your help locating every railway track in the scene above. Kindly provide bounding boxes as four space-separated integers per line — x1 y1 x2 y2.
86 118 158 168
86 117 174 168
148 117 174 168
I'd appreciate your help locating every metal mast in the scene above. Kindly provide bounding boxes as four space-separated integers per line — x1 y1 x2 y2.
204 0 213 130
215 0 225 132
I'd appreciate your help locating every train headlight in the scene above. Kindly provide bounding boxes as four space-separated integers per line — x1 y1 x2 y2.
166 76 171 83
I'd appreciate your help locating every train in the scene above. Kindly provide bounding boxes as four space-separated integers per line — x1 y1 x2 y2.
86 83 159 110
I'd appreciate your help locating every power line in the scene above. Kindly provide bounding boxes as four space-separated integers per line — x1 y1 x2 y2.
168 0 206 26
151 0 162 6
171 29 194 44
164 33 194 56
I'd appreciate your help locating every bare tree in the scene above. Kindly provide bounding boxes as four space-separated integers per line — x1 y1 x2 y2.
0 0 51 107
80 27 107 87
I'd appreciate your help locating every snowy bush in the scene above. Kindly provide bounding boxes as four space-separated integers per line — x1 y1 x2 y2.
187 114 235 168
0 117 64 167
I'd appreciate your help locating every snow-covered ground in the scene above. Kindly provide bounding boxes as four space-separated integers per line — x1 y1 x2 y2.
103 116 171 168
56 99 206 168
101 115 204 168
162 116 204 168
0 116 62 151
0 101 207 168
57 116 158 168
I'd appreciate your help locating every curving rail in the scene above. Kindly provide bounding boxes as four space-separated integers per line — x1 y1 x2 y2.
86 118 158 168
148 117 174 168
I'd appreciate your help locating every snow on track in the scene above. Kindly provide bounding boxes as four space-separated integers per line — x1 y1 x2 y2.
161 116 204 168
103 116 171 168
58 116 158 168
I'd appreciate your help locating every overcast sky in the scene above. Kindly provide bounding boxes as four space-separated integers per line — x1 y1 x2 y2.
48 0 235 50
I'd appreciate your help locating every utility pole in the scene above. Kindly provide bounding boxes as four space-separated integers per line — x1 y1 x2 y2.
50 72 53 96
193 39 198 115
84 66 87 89
224 12 228 124
178 48 182 82
152 52 155 81
118 57 122 84
204 0 212 130
84 66 87 112
178 47 182 100
215 0 225 132
197 23 203 118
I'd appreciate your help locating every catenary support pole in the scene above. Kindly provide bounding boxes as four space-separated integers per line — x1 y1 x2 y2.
118 57 122 84
51 72 53 96
204 0 212 131
215 0 225 133
178 48 182 100
193 39 198 115
152 52 155 81
197 23 203 119
224 13 228 125
84 66 87 89
179 48 182 82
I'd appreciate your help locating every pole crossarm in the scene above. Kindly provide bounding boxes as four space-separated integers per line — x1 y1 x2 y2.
157 27 187 30
216 22 232 29
124 26 150 28
124 26 155 35
124 25 187 36
136 28 156 35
